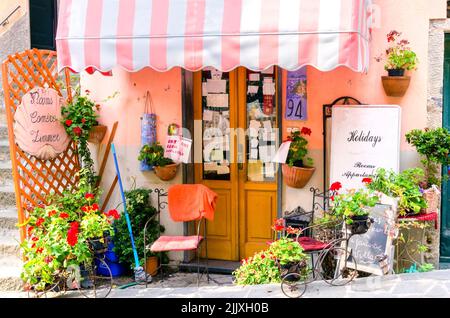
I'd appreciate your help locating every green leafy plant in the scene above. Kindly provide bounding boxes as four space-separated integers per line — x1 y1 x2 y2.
367 168 428 216
20 171 118 291
113 188 168 269
406 127 450 187
233 219 309 285
138 142 174 167
286 128 313 167
382 30 418 71
329 180 379 224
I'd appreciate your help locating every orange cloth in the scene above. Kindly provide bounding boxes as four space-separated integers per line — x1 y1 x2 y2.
168 184 218 222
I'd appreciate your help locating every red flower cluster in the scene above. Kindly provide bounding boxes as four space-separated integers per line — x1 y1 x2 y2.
329 181 342 192
67 222 79 247
65 119 73 126
27 226 34 236
72 126 82 136
85 193 95 200
36 217 45 227
362 177 372 184
286 226 301 236
59 212 69 219
48 210 57 217
272 218 285 232
104 209 120 220
300 127 312 136
387 30 401 42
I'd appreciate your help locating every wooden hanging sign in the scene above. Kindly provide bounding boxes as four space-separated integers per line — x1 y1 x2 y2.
13 87 71 160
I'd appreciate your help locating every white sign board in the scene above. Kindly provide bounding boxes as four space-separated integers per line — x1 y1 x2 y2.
329 105 401 190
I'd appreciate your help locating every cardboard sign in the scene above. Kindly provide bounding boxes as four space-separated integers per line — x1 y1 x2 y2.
329 105 401 190
164 135 192 163
285 68 307 120
13 87 70 160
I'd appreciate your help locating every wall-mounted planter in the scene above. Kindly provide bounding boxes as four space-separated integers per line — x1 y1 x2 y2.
381 76 411 97
154 163 179 181
88 124 108 143
282 164 315 189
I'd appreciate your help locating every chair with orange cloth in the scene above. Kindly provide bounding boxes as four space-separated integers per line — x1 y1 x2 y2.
143 184 218 287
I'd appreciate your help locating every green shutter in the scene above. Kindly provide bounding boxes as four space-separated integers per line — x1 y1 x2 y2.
29 0 57 51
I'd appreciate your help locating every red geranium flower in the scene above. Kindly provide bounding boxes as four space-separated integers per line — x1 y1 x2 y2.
36 247 43 254
331 195 335 201
67 222 79 247
31 243 36 249
81 118 86 124
65 119 73 126
286 226 301 235
48 210 57 217
106 209 120 220
32 237 38 242
92 203 99 211
272 218 285 232
44 256 53 264
73 126 82 136
261 254 266 259
36 217 45 227
362 177 373 184
300 127 312 136
330 182 342 192
59 212 69 219
85 193 94 200
85 89 91 95
27 226 34 236
81 205 88 212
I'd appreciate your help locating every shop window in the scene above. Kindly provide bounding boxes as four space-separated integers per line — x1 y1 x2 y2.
29 0 57 50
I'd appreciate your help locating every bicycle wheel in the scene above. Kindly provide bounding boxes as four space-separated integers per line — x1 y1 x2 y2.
281 273 308 298
320 246 358 286
78 257 113 298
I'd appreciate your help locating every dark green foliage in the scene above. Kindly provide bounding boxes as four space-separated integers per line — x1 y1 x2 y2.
113 188 168 269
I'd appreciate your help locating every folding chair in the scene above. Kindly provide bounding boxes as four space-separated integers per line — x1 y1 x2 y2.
144 184 217 287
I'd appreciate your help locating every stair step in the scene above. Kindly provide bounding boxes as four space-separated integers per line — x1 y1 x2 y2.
0 161 13 187
0 264 23 291
0 140 10 162
0 208 18 230
0 124 8 140
0 185 16 207
0 229 21 257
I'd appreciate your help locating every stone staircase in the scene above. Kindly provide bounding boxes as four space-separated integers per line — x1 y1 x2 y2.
0 107 23 291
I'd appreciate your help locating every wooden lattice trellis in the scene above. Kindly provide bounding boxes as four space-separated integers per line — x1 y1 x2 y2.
2 49 80 241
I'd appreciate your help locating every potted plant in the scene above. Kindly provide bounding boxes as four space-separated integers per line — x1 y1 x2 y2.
20 170 119 292
329 180 378 234
367 168 428 216
232 219 310 285
113 188 168 274
138 142 178 181
406 127 450 213
378 30 418 97
281 128 315 188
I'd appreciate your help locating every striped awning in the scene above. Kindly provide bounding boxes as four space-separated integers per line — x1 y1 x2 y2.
56 0 372 73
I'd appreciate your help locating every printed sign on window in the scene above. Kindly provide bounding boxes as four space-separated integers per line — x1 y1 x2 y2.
164 135 192 163
285 68 307 120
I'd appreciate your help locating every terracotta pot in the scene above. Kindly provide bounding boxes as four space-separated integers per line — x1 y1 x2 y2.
87 125 107 143
282 164 315 189
145 256 159 276
154 163 179 181
381 76 411 97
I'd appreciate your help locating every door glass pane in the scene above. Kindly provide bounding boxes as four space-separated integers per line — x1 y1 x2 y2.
246 68 278 182
201 68 231 180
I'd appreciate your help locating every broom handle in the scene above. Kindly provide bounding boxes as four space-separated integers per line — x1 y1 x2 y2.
111 143 140 269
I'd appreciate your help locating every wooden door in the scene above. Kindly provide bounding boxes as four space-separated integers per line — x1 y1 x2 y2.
194 67 279 261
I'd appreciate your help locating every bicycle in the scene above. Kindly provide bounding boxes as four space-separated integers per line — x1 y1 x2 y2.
280 217 373 298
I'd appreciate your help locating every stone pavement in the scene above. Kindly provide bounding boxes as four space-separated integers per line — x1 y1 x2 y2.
0 269 450 298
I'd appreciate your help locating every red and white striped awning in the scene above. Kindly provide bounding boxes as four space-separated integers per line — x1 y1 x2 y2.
56 0 372 73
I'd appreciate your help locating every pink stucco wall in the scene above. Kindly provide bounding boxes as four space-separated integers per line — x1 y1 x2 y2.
81 0 447 238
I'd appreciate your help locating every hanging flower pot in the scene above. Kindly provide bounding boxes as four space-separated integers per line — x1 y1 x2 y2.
154 163 179 181
381 75 411 97
282 164 315 189
88 124 108 143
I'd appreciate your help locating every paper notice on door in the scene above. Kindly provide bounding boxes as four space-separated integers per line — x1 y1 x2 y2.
249 73 260 81
263 120 272 130
250 138 259 148
248 161 264 182
202 82 208 96
250 148 258 160
211 149 224 161
262 131 276 142
206 79 226 93
217 165 230 175
207 94 229 108
203 110 213 121
223 138 230 151
263 82 275 95
264 163 275 178
259 145 276 163
204 162 218 172
272 141 291 163
247 85 259 94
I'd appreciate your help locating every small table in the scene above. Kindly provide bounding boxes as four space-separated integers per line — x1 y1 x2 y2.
395 212 438 273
